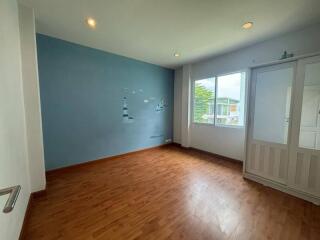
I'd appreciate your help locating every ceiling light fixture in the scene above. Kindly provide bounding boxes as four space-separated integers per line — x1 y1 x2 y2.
174 53 180 57
242 22 253 29
86 17 97 29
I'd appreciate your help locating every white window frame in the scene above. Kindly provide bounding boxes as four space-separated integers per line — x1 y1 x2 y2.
191 70 247 128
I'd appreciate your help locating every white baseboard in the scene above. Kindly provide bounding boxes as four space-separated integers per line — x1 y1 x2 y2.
244 172 320 206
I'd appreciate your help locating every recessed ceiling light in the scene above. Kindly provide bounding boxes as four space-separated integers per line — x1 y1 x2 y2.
174 53 180 57
86 17 96 29
242 22 253 29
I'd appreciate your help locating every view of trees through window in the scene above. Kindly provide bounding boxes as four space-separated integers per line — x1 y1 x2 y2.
193 78 215 124
193 72 245 126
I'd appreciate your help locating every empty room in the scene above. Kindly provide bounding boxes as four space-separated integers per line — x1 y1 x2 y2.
1 0 320 239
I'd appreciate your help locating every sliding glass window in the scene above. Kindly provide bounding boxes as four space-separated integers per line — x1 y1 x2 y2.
193 72 246 127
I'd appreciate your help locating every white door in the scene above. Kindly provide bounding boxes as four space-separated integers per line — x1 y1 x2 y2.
288 55 320 197
246 62 296 184
0 1 31 239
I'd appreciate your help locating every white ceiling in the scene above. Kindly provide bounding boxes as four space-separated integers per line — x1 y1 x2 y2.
19 0 320 69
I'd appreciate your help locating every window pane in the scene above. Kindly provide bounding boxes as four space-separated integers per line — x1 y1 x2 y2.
193 78 215 124
216 72 245 126
299 62 320 150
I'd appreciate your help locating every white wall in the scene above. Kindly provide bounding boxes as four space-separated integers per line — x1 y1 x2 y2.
174 23 320 161
180 65 192 147
0 1 45 239
0 1 31 239
173 68 182 143
19 4 46 192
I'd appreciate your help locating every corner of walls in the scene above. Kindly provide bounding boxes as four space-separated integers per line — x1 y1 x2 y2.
180 64 192 148
173 68 182 144
18 4 46 192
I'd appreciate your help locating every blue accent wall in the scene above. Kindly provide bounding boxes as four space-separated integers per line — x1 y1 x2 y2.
36 34 174 170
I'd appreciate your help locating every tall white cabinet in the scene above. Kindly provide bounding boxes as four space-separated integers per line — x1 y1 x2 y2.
245 54 320 205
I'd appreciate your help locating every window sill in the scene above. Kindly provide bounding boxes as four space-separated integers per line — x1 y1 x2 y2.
192 122 245 129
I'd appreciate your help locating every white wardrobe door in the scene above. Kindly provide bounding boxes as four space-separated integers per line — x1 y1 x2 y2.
247 62 295 184
288 56 320 197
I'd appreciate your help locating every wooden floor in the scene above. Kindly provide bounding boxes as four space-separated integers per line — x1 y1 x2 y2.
24 145 320 240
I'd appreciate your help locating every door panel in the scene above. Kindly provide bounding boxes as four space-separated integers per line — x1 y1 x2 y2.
252 66 294 144
290 150 320 195
298 87 320 150
247 62 295 184
248 141 289 183
300 88 320 127
288 56 320 197
299 131 316 149
0 1 31 239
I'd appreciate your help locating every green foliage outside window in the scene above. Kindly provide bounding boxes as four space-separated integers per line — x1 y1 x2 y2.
194 83 214 123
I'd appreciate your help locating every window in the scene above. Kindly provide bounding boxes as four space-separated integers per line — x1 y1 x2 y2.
216 72 246 126
193 77 215 124
193 72 246 127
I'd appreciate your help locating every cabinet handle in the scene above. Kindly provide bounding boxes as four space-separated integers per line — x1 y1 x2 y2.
0 185 21 213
